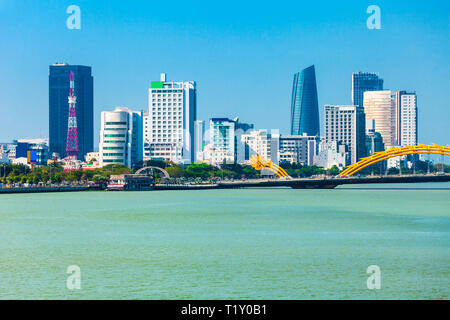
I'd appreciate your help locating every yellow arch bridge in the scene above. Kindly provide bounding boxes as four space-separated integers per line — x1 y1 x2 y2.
250 154 291 178
339 144 450 177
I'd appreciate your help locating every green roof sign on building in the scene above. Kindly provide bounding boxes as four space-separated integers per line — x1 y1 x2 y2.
151 81 164 89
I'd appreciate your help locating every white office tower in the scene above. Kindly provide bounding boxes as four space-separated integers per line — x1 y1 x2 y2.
279 134 319 166
241 129 279 165
396 91 418 146
194 120 205 162
324 105 366 164
363 90 397 148
99 107 143 168
144 73 197 164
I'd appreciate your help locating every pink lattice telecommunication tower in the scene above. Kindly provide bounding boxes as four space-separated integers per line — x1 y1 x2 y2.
66 71 79 160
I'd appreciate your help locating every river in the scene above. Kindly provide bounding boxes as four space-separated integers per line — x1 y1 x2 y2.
0 183 448 299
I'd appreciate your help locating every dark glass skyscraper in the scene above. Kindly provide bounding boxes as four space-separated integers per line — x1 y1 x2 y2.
351 72 383 108
49 64 93 159
290 65 320 136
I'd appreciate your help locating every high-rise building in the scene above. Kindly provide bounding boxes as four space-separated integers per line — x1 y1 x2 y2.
206 117 254 165
324 105 366 164
99 107 143 168
352 72 383 108
396 91 418 146
49 64 93 159
363 90 397 148
209 118 236 165
279 134 319 166
144 73 196 164
290 65 320 136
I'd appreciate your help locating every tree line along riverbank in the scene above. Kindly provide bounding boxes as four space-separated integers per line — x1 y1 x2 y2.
1 160 448 188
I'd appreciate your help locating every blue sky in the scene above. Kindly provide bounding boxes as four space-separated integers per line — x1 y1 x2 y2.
0 0 449 147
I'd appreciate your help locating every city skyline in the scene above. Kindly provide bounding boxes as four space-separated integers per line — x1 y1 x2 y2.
0 1 448 147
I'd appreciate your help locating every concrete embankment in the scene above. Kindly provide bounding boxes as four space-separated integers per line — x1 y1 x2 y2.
0 186 102 194
153 184 218 191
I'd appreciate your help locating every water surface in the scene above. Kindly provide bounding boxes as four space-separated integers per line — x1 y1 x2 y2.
0 183 449 299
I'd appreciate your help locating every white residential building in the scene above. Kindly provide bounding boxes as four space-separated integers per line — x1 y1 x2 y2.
99 107 143 168
315 141 349 170
396 91 418 146
144 73 196 164
241 129 279 165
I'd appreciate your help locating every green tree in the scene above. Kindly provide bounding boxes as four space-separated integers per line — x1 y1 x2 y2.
166 166 184 178
328 165 340 176
92 174 108 183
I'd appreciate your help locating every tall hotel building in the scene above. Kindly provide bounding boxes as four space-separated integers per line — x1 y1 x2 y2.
144 73 197 164
363 91 397 148
324 105 366 164
396 91 418 146
99 107 143 168
290 65 320 136
49 64 93 159
352 72 383 108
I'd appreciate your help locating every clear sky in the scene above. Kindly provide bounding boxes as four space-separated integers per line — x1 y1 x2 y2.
0 0 449 147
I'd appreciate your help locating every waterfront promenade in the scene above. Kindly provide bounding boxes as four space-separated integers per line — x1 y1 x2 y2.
0 185 102 194
1 174 449 193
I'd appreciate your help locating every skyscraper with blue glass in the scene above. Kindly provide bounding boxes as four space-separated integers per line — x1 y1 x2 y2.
49 63 94 159
352 72 383 108
290 65 320 136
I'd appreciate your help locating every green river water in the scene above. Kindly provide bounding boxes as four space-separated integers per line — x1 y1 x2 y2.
0 183 449 299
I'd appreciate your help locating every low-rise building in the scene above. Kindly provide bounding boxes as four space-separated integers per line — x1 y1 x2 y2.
240 129 280 175
279 134 319 166
315 141 349 170
107 174 154 191
17 139 49 165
